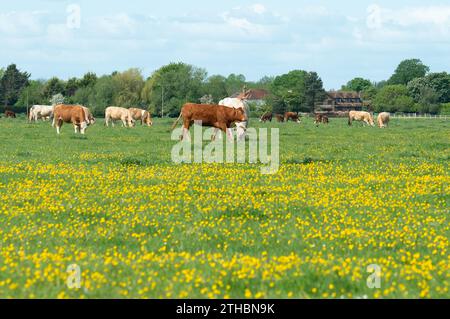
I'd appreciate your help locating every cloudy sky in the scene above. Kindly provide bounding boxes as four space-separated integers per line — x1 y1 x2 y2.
1 0 449 89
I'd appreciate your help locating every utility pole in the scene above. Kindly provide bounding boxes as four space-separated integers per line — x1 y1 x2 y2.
161 85 164 118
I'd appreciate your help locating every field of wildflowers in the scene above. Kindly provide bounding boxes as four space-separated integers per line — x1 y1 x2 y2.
0 118 448 298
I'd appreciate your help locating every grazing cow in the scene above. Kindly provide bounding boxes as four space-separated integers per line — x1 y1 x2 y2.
82 107 96 126
129 108 153 126
377 112 390 128
172 103 247 141
52 104 90 135
284 112 301 123
275 114 285 122
5 110 16 118
29 105 54 122
348 111 375 127
314 114 329 126
219 91 250 140
105 107 135 128
260 112 273 123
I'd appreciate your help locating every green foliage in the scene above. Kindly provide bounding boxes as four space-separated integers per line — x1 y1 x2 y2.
0 64 30 107
388 59 429 85
112 68 144 107
304 72 326 112
408 73 450 104
342 77 373 92
271 70 307 113
15 80 46 106
202 75 228 103
142 63 207 117
372 84 415 113
440 103 450 115
43 77 65 101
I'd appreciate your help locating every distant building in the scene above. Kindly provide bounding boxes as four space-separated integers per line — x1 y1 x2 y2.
316 91 368 113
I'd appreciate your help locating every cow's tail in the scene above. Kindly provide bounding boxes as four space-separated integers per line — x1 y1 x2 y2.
171 113 183 130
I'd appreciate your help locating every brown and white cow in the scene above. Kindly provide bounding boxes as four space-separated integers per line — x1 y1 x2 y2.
284 112 301 123
260 112 273 123
129 108 153 127
348 111 375 127
105 106 134 128
314 114 329 126
377 112 390 128
172 103 247 141
52 104 90 135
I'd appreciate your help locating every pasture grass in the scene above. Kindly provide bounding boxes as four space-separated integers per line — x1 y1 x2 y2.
0 116 448 298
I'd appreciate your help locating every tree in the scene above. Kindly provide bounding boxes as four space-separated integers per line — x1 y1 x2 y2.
0 64 30 107
305 72 326 112
112 68 144 107
142 63 207 116
270 70 308 113
202 75 228 103
50 93 65 106
415 86 440 114
0 68 4 80
342 77 373 93
65 77 81 97
15 80 46 106
80 72 97 88
372 84 414 113
225 74 246 96
388 59 429 85
43 77 65 100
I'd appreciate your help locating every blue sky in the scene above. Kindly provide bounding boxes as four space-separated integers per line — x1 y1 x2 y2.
1 0 449 89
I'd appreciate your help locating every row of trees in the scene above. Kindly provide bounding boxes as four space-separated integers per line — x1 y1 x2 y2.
341 59 450 114
1 59 449 116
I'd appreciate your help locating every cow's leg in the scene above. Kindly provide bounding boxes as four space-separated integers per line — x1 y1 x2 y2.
74 125 79 134
56 119 63 134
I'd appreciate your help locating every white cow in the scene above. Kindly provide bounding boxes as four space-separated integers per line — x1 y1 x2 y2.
29 105 54 123
377 112 390 128
105 106 135 127
218 92 250 140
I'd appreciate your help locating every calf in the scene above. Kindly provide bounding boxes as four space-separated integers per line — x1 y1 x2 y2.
314 114 329 126
260 112 273 123
172 103 247 141
53 104 90 135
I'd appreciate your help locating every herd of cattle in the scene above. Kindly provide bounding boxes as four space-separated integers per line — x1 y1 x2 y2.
1 92 391 137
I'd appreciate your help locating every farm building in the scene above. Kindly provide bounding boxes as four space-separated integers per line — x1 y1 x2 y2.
316 91 369 113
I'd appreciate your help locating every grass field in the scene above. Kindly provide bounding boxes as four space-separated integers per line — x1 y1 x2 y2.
0 116 448 299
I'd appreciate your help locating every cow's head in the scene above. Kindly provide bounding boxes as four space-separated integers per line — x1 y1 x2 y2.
144 112 153 126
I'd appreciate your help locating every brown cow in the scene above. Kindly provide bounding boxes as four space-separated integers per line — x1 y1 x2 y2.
129 108 153 126
52 104 90 135
275 114 285 122
260 112 273 123
314 114 329 126
284 112 301 123
172 103 247 141
5 110 16 118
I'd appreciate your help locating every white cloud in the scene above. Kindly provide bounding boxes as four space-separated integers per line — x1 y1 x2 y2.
251 4 267 15
95 13 137 36
0 11 46 35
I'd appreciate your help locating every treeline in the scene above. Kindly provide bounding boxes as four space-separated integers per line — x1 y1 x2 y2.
0 59 449 116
